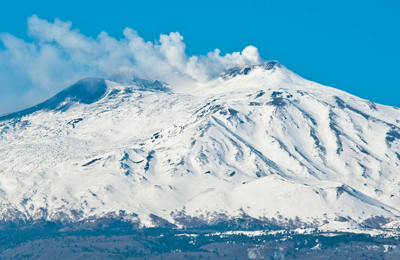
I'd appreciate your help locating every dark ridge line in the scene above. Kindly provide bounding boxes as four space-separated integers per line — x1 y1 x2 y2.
212 116 281 175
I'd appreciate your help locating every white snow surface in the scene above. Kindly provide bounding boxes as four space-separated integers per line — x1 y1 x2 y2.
1 62 400 229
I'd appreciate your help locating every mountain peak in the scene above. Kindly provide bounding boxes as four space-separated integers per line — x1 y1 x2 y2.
0 77 107 121
219 61 282 80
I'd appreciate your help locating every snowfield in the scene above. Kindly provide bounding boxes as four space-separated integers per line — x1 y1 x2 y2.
1 61 400 230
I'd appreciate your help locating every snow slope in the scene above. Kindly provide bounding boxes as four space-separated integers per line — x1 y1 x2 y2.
1 61 400 229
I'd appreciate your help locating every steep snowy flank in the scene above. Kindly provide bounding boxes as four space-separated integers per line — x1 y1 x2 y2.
1 61 400 230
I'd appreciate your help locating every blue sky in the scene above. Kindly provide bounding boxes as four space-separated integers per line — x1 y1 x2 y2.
0 0 399 114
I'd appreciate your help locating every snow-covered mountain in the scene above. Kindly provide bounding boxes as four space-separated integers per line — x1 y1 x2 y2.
1 61 400 231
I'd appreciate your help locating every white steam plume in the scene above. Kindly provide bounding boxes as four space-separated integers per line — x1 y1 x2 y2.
0 15 263 114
